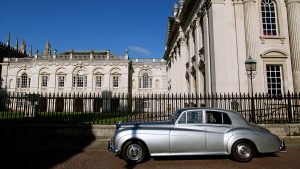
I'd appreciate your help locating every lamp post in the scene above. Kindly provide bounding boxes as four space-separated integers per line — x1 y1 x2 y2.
245 57 257 123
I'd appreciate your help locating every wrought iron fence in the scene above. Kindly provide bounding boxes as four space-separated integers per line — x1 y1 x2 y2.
0 91 299 125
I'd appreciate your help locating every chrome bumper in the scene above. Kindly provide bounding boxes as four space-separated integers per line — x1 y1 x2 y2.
280 140 286 152
108 140 119 153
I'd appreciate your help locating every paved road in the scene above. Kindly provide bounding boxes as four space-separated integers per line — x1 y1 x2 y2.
1 138 299 169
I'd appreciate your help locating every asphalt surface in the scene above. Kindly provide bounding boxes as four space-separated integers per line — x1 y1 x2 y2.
0 138 299 169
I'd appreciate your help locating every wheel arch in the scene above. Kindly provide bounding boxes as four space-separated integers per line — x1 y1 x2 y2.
121 138 149 151
119 137 150 156
227 137 259 154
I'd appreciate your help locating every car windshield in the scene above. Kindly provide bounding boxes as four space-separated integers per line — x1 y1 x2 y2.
168 109 184 122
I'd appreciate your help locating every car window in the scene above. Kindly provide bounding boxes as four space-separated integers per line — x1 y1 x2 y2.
206 111 232 125
223 113 232 125
178 111 202 124
178 112 187 124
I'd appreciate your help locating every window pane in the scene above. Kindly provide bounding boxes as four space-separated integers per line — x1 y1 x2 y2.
96 76 102 88
113 76 119 88
186 111 202 123
42 76 48 87
223 113 232 125
73 76 76 87
178 112 186 124
143 73 149 88
77 74 83 87
58 76 65 87
266 65 283 96
21 73 28 88
261 0 278 36
206 111 223 124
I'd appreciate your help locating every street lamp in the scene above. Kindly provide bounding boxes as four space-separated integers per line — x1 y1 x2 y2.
245 57 257 123
245 57 257 94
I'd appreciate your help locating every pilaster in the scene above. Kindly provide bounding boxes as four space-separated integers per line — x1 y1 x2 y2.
233 0 248 93
285 0 300 92
243 0 263 92
194 17 204 95
179 33 189 93
202 9 212 94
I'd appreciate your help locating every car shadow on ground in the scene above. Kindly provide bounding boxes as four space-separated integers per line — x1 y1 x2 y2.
152 155 229 161
151 153 280 162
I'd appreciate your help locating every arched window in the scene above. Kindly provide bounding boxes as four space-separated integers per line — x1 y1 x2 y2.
73 70 87 88
21 73 28 88
110 68 121 89
143 73 149 88
56 68 66 88
261 0 278 36
139 72 152 89
93 68 104 89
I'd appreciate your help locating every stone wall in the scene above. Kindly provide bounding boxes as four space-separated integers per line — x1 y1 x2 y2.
1 124 300 139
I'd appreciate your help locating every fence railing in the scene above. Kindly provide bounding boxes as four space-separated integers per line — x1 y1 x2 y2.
0 91 299 125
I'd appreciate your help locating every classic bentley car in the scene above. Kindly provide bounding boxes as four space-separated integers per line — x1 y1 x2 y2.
108 108 285 163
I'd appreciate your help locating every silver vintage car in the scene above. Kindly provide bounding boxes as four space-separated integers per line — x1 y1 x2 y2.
108 108 285 163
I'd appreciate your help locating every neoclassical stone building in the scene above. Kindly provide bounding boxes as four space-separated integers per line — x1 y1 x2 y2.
0 41 167 95
164 0 300 95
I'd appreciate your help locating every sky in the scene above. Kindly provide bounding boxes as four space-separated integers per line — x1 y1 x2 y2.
0 0 174 58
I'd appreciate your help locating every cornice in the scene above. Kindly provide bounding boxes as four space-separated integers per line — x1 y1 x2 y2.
285 0 300 4
207 0 225 4
233 0 243 4
242 0 256 3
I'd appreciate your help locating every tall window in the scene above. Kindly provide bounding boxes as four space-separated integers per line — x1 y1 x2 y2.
261 0 278 36
266 65 283 96
41 76 48 87
77 73 84 87
17 78 20 88
58 76 65 87
139 73 152 89
113 76 119 88
96 76 102 88
21 73 28 88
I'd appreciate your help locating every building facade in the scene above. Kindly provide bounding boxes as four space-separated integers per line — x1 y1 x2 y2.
164 0 300 95
0 41 167 95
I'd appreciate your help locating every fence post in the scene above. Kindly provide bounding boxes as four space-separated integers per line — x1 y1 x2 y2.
251 93 256 123
287 92 292 123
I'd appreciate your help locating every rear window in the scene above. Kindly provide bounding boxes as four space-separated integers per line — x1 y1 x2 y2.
206 111 232 125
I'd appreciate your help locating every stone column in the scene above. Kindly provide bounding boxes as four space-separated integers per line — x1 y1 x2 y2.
285 0 300 92
243 0 262 92
194 17 204 95
188 29 196 94
176 46 181 92
202 9 212 94
171 56 175 91
233 0 248 93
172 50 177 92
179 33 189 93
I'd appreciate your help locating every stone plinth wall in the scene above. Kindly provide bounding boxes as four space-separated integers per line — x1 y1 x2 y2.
1 124 299 139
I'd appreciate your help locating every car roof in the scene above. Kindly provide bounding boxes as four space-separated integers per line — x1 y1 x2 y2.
177 107 236 113
177 107 249 126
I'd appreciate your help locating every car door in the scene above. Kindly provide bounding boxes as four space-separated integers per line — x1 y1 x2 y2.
204 110 233 153
170 110 206 153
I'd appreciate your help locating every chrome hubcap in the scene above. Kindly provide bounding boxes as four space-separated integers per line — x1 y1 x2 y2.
126 144 143 161
236 144 251 159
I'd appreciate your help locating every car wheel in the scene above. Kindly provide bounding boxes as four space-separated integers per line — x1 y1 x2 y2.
231 140 254 162
121 140 148 164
